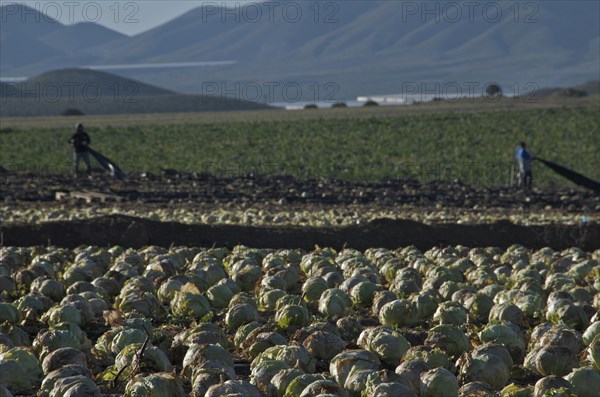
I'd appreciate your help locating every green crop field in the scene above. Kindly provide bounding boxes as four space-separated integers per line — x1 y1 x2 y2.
1 102 598 188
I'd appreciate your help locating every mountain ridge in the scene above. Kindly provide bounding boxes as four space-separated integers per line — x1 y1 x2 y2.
0 68 273 116
0 4 126 71
1 1 598 99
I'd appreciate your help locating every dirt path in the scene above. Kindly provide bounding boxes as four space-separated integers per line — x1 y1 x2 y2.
2 215 598 250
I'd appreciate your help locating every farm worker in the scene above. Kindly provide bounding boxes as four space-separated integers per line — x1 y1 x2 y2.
515 142 533 190
69 122 92 177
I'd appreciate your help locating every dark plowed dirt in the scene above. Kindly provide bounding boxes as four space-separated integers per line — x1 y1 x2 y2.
3 172 598 249
2 171 599 210
2 215 599 251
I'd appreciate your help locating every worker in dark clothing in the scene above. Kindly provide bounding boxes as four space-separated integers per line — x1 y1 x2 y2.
69 123 91 177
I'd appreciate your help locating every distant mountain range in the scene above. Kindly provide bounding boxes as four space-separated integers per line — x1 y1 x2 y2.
0 5 125 71
2 1 599 100
19 69 174 96
0 69 271 116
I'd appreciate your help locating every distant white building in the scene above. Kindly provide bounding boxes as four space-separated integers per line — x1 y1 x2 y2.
356 95 407 105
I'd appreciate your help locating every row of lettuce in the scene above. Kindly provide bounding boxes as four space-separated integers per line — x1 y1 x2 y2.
3 206 596 227
0 243 599 396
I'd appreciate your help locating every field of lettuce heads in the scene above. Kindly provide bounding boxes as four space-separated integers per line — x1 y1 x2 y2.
1 243 599 397
1 99 599 397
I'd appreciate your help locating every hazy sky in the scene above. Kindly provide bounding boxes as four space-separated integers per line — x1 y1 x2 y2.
6 1 224 35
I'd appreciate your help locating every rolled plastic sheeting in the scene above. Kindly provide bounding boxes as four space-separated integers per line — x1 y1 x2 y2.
87 147 126 180
535 158 600 192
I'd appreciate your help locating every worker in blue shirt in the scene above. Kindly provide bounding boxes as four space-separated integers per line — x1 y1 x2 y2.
515 142 533 190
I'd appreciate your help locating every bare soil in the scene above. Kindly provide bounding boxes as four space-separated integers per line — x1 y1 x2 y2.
2 172 599 250
2 171 598 210
2 215 599 251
